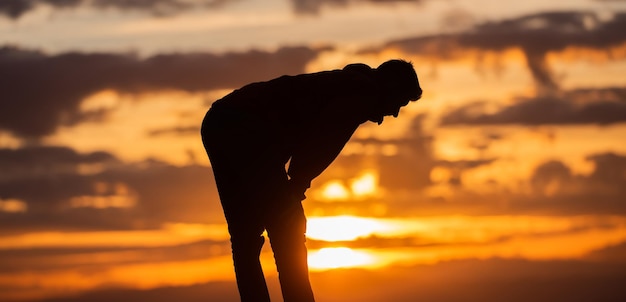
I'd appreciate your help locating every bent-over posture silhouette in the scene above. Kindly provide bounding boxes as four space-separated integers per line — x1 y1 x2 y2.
201 59 422 302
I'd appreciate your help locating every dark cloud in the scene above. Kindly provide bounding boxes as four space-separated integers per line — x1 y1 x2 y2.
530 160 572 193
372 11 626 93
585 152 626 188
0 0 236 19
512 152 626 214
435 159 496 170
147 126 200 137
0 146 117 181
0 146 223 232
586 241 626 262
0 239 230 273
0 145 119 196
0 0 80 19
38 281 243 302
0 45 324 138
290 0 423 15
440 87 626 126
0 0 425 19
435 159 496 186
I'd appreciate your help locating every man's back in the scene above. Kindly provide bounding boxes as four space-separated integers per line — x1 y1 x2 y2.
212 67 381 138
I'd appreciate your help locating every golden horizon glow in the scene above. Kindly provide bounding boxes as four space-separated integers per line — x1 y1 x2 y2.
308 247 375 270
306 215 393 241
1 215 625 301
4 215 623 250
0 223 229 249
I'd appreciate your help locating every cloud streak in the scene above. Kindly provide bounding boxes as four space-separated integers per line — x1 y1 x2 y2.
290 0 423 15
440 87 626 126
0 0 236 19
0 0 425 19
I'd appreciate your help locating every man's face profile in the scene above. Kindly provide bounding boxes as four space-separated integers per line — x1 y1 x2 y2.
369 97 411 125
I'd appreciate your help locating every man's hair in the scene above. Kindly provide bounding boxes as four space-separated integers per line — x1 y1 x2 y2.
376 59 422 102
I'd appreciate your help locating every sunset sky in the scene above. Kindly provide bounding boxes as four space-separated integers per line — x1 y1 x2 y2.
1 0 626 301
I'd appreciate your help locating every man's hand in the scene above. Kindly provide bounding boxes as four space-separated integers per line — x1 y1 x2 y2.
287 179 310 202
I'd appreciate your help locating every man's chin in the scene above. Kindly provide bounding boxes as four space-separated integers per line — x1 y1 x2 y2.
369 116 384 125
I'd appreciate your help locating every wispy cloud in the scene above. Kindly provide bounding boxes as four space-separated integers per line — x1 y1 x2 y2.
0 0 237 19
440 87 626 126
289 0 423 15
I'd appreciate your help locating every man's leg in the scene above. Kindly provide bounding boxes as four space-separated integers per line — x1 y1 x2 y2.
212 164 272 302
203 112 271 302
266 200 315 302
228 215 270 302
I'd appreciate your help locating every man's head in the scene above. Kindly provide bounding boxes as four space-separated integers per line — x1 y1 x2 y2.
370 59 422 124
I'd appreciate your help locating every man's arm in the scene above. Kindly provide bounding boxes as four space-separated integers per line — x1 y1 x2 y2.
287 110 361 199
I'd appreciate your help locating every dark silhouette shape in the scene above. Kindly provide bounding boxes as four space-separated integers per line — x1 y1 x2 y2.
200 59 422 302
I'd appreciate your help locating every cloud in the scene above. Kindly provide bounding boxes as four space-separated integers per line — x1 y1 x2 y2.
586 241 626 262
0 0 80 19
27 258 626 302
513 152 626 214
434 159 497 186
585 152 626 188
0 45 324 138
446 152 626 215
370 11 626 93
37 281 242 302
318 151 626 217
147 126 200 137
0 146 117 181
0 0 236 19
0 239 230 273
290 0 423 15
0 146 223 232
440 87 626 126
0 0 425 19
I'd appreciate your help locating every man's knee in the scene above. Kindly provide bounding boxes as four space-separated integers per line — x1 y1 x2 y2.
231 234 265 257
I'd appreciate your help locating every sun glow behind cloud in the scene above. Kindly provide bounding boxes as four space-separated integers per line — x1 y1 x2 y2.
316 171 381 201
306 215 393 241
308 247 375 270
351 171 378 197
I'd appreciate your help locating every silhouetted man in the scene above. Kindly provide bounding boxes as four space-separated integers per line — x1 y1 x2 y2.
201 59 422 302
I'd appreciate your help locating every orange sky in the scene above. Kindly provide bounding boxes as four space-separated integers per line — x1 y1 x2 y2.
1 1 626 301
